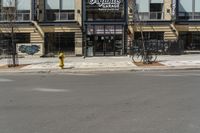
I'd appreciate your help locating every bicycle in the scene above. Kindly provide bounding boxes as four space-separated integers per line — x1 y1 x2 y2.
131 44 157 64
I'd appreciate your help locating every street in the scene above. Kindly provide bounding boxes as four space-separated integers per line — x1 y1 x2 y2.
0 71 200 133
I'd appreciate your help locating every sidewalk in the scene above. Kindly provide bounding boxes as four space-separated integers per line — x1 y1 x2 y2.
1 54 200 73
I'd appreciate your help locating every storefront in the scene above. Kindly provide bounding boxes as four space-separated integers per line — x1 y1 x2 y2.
83 0 128 56
179 32 200 50
45 32 75 55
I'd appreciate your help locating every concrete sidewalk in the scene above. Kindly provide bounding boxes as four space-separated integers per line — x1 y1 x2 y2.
0 54 200 73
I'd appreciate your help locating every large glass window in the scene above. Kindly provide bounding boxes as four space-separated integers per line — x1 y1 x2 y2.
15 33 30 43
178 0 192 19
45 32 75 54
179 0 192 12
136 0 164 20
136 0 149 12
134 32 164 40
151 0 163 3
1 0 31 21
85 0 125 21
17 0 31 10
17 0 31 21
195 0 200 19
46 0 59 9
61 0 74 10
45 0 75 21
179 32 200 50
178 0 200 20
195 0 200 12
1 0 31 11
150 3 163 19
85 25 124 56
2 0 15 7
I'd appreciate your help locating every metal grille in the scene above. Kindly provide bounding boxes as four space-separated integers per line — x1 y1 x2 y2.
129 40 184 55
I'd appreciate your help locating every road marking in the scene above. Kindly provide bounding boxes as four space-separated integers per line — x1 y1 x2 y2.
138 73 200 77
135 73 184 77
67 73 95 76
32 88 70 92
58 73 96 76
0 78 13 82
157 74 184 77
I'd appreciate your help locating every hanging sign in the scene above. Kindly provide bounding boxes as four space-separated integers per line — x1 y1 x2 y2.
89 0 122 10
172 0 176 16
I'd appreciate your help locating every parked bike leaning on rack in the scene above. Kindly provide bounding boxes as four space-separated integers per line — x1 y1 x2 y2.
131 41 157 64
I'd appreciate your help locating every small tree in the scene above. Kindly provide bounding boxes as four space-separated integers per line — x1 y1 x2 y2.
1 0 18 67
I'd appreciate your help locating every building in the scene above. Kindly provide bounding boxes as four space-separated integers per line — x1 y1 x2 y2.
128 0 177 43
0 0 82 57
82 0 128 56
176 0 200 50
128 0 200 51
37 0 82 56
0 0 200 57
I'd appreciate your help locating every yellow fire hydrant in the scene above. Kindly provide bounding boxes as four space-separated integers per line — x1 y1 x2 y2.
59 52 64 69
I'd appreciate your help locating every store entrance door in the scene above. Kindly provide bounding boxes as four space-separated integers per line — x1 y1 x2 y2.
95 36 115 56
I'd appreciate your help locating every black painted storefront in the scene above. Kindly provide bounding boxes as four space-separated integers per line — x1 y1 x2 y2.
82 0 128 56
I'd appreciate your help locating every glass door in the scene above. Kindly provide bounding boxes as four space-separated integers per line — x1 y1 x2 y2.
94 36 104 56
94 35 115 56
104 36 115 56
86 25 125 56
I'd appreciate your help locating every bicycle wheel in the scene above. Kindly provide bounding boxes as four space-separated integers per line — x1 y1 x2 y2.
148 53 157 62
132 53 143 63
163 43 169 54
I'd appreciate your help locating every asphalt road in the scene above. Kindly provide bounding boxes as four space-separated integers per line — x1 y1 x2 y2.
0 71 200 133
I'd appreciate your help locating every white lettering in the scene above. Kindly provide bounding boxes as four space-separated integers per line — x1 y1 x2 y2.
89 0 122 10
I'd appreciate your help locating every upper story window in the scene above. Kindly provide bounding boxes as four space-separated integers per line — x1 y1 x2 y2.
178 0 200 20
17 0 31 21
45 0 75 21
136 0 164 21
0 0 31 22
195 0 200 19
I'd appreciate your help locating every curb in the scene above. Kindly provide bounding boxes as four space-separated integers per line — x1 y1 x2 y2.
0 67 135 74
1 66 200 74
130 67 200 72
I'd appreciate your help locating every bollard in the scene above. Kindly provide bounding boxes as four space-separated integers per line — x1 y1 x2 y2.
58 52 64 69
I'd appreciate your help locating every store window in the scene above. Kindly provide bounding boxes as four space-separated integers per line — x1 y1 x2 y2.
45 32 75 54
94 25 104 34
179 32 200 50
134 32 164 40
15 33 30 43
105 26 115 34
